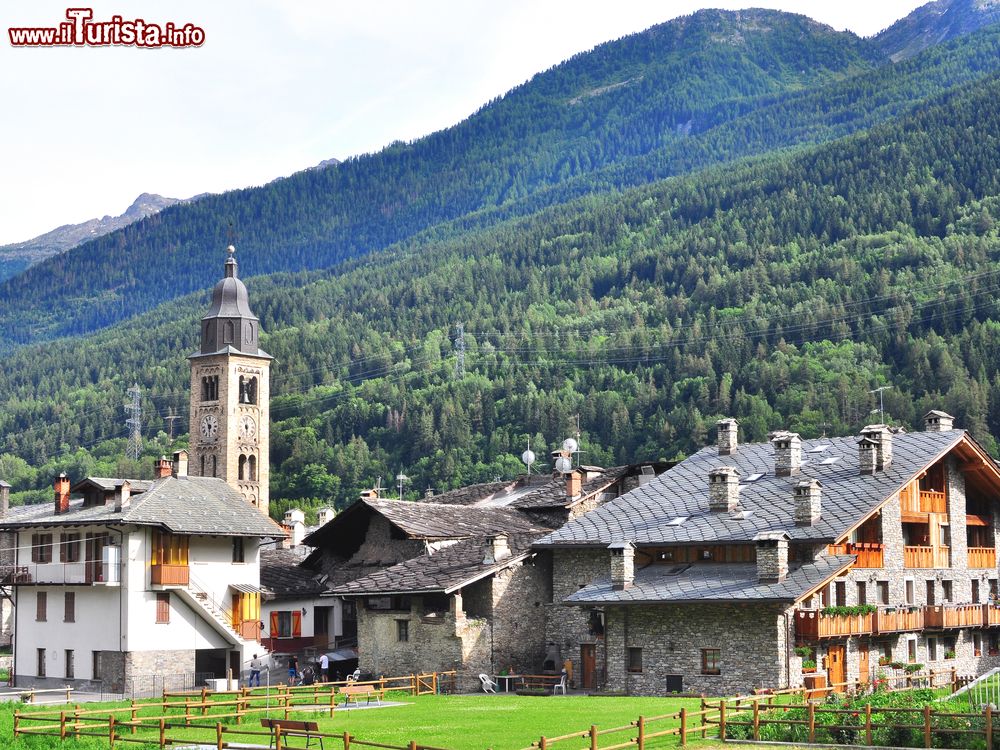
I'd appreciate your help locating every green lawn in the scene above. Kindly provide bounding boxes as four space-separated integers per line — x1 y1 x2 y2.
5 693 714 750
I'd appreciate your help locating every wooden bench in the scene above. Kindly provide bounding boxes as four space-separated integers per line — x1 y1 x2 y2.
261 718 323 749
338 683 383 706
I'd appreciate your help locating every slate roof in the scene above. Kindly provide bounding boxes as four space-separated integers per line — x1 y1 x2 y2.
332 534 540 596
536 429 965 548
418 480 517 506
72 477 154 493
0 475 285 538
510 467 630 510
261 548 327 598
565 555 855 604
358 498 545 540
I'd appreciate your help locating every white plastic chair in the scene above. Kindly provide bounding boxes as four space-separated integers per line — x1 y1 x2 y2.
479 673 497 693
553 672 567 695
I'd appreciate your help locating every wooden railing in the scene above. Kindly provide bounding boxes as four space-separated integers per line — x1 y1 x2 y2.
795 609 874 640
919 490 947 513
874 607 924 633
924 603 984 629
150 564 189 586
904 546 949 568
969 547 997 569
826 543 884 567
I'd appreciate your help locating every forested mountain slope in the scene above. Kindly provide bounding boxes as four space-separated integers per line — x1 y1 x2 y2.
5 72 1000 518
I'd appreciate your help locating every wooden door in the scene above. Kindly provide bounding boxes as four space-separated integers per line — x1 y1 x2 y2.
827 645 846 692
858 644 869 685
580 644 596 689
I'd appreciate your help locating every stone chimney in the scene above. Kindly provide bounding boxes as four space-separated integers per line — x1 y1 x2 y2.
858 437 877 474
0 480 9 518
608 541 635 590
924 410 955 432
756 532 789 583
172 450 188 478
155 456 173 479
717 418 739 456
708 466 741 512
54 473 70 515
566 469 583 499
771 431 802 476
359 488 379 501
794 479 822 526
860 424 892 469
483 534 511 565
114 480 132 512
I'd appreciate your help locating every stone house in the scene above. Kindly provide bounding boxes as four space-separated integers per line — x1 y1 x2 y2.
534 412 1000 696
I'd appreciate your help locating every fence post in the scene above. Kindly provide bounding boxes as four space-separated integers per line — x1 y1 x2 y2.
185 696 191 725
217 721 224 750
753 700 760 741
589 724 597 750
12 709 18 738
159 717 166 750
923 704 932 748
74 704 81 739
986 705 993 750
276 724 284 750
951 667 958 693
284 691 291 720
539 735 547 750
409 741 417 750
637 715 645 750
807 701 815 744
412 674 417 696
202 686 209 715
131 698 138 734
65 686 72 702
109 715 117 750
60 710 67 740
344 731 352 750
680 707 687 747
433 672 438 694
865 704 872 746
330 690 337 718
719 701 727 741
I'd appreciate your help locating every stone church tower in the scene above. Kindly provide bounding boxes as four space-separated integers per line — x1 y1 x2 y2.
188 246 271 515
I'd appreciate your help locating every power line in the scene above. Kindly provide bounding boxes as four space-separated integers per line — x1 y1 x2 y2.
124 383 143 461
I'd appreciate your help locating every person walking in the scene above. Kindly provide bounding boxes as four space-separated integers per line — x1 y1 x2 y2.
288 654 299 686
249 654 262 688
319 652 330 683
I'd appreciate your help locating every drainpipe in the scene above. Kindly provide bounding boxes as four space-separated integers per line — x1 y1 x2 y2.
782 611 792 689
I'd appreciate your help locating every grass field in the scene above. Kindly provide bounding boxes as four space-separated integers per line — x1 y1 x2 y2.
6 692 720 750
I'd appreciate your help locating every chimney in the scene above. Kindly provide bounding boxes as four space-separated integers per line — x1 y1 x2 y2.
359 488 379 501
483 534 511 565
755 531 789 583
860 424 892 469
923 410 955 432
114 480 132 512
608 541 635 590
771 431 801 476
155 455 173 479
708 466 741 512
794 479 822 526
717 418 739 455
172 450 188 478
54 473 70 515
0 480 9 518
566 469 583 499
858 437 877 474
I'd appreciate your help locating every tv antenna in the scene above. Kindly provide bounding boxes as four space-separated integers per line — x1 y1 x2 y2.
869 385 893 424
396 471 409 500
124 383 143 460
521 439 537 477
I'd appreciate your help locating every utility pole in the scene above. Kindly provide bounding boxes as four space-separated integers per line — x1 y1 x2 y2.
454 323 465 379
124 383 143 461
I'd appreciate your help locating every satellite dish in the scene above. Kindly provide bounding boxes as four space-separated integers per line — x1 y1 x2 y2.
555 456 573 473
521 450 536 466
562 438 578 453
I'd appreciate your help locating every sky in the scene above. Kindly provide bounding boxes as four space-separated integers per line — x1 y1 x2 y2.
0 1 928 246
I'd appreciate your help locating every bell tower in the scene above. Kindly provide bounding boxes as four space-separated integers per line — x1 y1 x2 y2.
188 245 272 515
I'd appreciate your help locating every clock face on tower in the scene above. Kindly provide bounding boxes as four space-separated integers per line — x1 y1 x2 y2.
238 415 257 440
200 414 219 442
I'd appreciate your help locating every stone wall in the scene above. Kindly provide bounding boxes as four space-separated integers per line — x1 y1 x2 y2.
545 548 610 687
488 556 550 674
353 516 424 565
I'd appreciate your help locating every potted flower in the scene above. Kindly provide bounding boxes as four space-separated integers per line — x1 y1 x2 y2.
904 663 924 674
878 656 891 666
801 659 817 674
944 649 956 660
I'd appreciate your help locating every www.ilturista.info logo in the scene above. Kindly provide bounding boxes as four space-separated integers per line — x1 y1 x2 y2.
9 8 204 48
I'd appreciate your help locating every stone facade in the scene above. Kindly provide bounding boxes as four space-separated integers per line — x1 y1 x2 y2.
544 548 609 687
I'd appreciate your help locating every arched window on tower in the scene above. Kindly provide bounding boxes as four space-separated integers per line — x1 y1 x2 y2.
248 455 257 482
224 321 235 344
202 375 218 401
239 376 258 405
238 455 247 481
211 455 217 478
200 455 205 476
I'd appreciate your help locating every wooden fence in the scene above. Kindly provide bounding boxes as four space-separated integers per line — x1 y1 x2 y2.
13 671 456 750
517 705 721 750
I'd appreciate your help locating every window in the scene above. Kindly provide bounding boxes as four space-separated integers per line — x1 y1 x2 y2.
65 650 74 679
856 581 867 606
928 637 938 661
232 537 245 563
905 579 915 606
627 648 643 673
224 321 235 344
396 619 409 642
991 579 999 601
973 580 981 604
835 581 846 607
944 636 956 659
64 592 75 623
60 533 81 563
151 531 189 567
880 642 892 661
974 632 983 657
239 376 258 405
989 632 1000 657
37 648 46 677
201 375 219 401
926 580 935 606
269 610 301 638
248 455 257 482
156 593 170 624
31 533 53 563
907 638 917 664
36 591 47 622
93 651 102 681
877 581 889 605
239 455 246 480
942 580 953 603
211 455 217 478
701 648 721 675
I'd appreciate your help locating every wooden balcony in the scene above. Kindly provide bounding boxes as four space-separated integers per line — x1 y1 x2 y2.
826 542 884 568
968 547 996 569
904 546 950 568
924 603 984 629
795 609 874 640
150 564 190 586
985 605 1000 627
874 607 924 633
234 620 261 642
919 490 947 513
